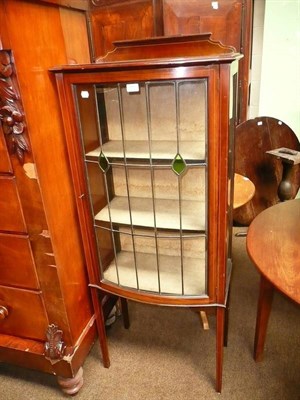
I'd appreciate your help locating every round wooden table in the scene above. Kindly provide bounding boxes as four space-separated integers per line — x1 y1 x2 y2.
233 173 255 209
246 199 300 361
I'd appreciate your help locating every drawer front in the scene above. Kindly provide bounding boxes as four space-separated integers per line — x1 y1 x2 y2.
0 127 12 173
0 176 26 233
0 285 48 341
0 233 39 289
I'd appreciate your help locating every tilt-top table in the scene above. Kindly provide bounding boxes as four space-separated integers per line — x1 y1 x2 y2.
246 199 300 361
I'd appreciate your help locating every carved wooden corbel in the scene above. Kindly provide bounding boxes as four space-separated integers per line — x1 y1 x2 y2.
0 50 30 163
44 324 66 362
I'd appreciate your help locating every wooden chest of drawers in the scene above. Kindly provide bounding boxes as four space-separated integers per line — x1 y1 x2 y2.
0 177 26 232
0 0 97 394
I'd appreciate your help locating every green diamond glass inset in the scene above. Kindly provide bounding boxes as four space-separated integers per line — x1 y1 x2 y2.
98 151 110 173
172 153 187 176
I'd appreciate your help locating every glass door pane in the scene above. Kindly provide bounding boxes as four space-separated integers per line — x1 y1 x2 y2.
75 78 208 297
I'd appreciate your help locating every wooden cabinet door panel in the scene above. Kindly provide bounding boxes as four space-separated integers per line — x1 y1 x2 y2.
163 0 243 49
162 0 251 123
90 0 154 58
0 233 39 289
0 176 26 233
0 285 48 341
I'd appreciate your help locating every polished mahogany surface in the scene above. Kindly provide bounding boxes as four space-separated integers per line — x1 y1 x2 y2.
89 0 252 122
247 199 300 362
233 173 255 210
53 34 241 393
247 199 300 304
0 0 96 392
234 117 300 226
0 125 12 173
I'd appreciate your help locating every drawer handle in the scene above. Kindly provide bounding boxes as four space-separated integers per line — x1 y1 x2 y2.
0 306 8 320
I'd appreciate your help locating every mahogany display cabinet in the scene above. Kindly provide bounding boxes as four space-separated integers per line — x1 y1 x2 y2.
52 34 241 392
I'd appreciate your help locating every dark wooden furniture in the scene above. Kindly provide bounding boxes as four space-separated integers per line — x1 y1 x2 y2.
89 0 253 123
52 34 241 392
0 0 96 394
246 199 300 362
266 147 300 201
233 117 300 226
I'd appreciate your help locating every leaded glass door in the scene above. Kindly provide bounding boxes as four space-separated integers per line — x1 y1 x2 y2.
75 78 208 297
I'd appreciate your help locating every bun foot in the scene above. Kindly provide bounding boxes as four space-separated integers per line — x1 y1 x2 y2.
57 367 84 395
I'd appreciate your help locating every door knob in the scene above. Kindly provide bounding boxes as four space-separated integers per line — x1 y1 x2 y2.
0 306 8 320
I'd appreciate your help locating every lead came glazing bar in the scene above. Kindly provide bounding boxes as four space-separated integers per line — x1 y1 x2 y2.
117 84 140 290
146 82 161 294
98 166 120 285
87 159 207 168
95 86 105 148
175 81 185 296
94 86 120 285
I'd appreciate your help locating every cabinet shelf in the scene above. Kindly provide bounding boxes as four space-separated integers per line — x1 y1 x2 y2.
95 196 206 231
86 140 206 161
103 250 206 295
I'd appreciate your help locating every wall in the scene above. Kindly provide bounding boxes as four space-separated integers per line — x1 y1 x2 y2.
249 0 265 119
258 0 300 138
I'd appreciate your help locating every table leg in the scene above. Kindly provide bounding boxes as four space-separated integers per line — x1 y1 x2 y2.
254 275 274 362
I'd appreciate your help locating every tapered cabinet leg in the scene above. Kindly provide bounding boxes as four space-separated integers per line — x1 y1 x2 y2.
254 275 274 362
91 288 110 367
224 288 231 347
200 311 210 330
120 297 130 329
216 307 225 393
57 367 83 395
